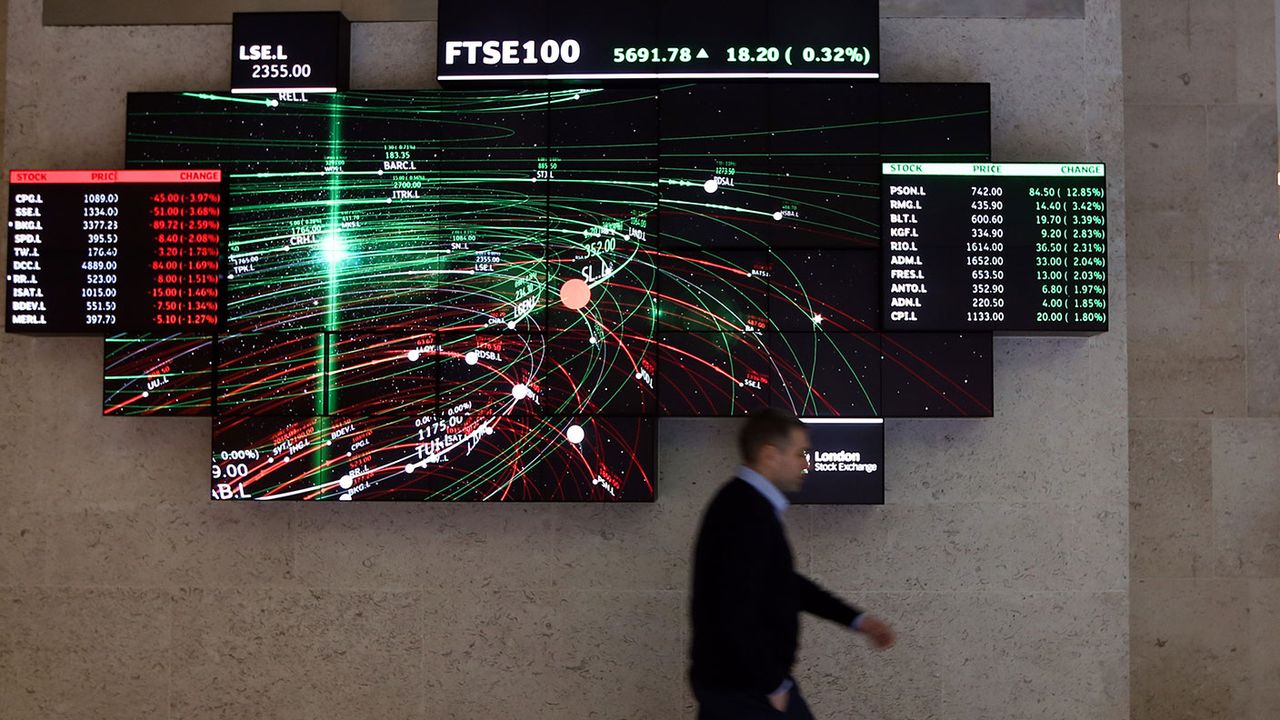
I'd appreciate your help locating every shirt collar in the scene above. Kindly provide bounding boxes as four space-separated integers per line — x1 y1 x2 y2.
735 465 790 517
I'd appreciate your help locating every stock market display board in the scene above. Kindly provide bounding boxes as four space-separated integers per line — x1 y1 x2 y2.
5 66 1106 502
95 84 1008 501
6 169 224 333
881 163 1107 333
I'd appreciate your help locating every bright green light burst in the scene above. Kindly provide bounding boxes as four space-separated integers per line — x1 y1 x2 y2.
320 233 349 265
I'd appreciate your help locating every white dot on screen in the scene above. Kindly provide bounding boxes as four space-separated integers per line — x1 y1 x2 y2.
703 179 718 193
141 391 150 398
339 474 353 489
339 493 351 501
465 351 479 365
772 212 784 221
407 349 420 362
513 383 529 400
567 425 586 444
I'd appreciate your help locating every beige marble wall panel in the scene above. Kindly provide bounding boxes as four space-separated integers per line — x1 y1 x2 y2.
940 591 1128 720
40 504 166 587
1131 577 1252 720
1205 104 1280 264
1128 258 1247 417
0 403 212 513
1124 104 1206 214
420 588 687 720
1128 259 1245 344
169 587 424 720
802 501 1125 593
796 592 949 720
154 501 297 588
1235 0 1277 103
5 10 228 169
44 0 1087 25
349 21 436 89
1245 262 1280 415
1085 0 1125 165
1126 207 1203 261
1212 419 1280 576
1123 0 1237 105
1129 345 1247 418
0 508 47 586
292 499 697 593
881 18 1089 160
884 0 1085 18
1129 418 1213 578
44 0 436 25
0 587 172 719
1250 578 1280 717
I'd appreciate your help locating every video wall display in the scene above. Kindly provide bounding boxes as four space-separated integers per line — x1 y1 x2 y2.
84 81 1005 502
881 163 1108 333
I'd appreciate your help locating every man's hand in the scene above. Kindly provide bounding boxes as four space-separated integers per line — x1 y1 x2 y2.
767 689 790 713
858 614 896 649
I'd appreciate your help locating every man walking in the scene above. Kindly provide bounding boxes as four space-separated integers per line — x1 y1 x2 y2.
690 408 895 719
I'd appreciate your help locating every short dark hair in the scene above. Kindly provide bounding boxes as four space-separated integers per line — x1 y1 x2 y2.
739 407 807 463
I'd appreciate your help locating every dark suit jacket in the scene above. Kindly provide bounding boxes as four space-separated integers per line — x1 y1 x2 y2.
690 477 862 696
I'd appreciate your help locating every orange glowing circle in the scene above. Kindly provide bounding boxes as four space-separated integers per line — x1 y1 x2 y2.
560 278 592 310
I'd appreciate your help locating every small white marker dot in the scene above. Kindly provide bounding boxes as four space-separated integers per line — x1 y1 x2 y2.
772 211 784 221
407 349 420 362
339 474 353 489
141 391 150 398
703 179 718 194
566 425 586 444
465 351 480 365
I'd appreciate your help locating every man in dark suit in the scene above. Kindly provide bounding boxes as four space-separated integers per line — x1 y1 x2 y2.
690 408 895 719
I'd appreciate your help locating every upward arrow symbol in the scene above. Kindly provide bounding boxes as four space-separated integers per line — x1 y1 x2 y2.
696 48 709 59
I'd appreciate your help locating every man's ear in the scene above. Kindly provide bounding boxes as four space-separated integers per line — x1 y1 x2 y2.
757 442 777 468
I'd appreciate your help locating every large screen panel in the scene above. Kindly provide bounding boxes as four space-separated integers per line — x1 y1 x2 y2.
881 162 1108 333
110 84 1006 503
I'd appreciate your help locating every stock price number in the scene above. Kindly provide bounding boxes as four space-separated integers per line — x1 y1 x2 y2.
251 63 312 79
613 47 693 63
